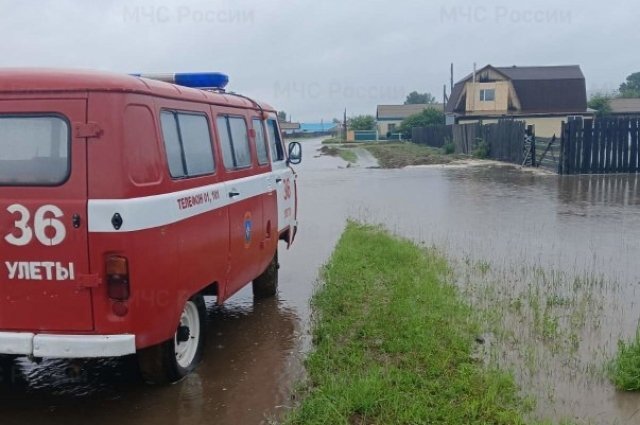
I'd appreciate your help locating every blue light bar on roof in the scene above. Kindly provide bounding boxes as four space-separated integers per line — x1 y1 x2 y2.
131 72 229 89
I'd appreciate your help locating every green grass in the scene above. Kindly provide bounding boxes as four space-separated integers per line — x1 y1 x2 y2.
322 138 342 144
608 332 640 391
364 142 461 168
337 148 358 163
283 222 532 424
319 145 358 163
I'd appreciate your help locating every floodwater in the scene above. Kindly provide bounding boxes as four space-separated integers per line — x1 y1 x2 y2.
2 138 640 424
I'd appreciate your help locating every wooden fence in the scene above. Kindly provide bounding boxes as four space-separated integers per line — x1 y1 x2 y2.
483 120 526 163
412 125 452 148
412 120 527 165
451 123 479 154
451 120 526 163
559 117 640 175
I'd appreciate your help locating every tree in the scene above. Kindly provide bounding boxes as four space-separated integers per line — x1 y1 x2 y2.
619 72 640 98
277 111 287 121
348 115 376 131
404 91 437 105
588 93 612 117
399 108 445 138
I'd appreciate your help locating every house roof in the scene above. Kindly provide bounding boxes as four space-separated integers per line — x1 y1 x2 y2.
445 65 587 115
279 121 301 130
496 65 584 80
377 103 443 120
609 98 640 114
299 123 337 132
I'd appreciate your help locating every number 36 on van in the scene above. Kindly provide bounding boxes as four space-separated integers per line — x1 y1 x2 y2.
0 69 302 384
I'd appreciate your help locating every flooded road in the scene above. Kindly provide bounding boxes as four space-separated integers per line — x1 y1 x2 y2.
2 137 640 424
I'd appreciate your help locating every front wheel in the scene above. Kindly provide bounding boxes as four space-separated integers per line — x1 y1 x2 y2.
253 251 279 299
138 294 207 384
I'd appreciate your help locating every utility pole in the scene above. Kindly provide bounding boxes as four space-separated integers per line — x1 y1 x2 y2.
343 108 347 141
450 63 454 93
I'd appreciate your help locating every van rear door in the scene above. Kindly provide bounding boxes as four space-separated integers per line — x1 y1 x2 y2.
0 98 93 332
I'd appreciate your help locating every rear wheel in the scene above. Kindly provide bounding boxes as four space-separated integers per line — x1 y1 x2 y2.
138 294 207 384
253 251 279 299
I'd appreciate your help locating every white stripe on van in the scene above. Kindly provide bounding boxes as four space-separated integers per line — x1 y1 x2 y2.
88 173 274 233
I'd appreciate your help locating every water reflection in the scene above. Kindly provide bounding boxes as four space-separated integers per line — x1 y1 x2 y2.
0 296 300 425
558 174 640 206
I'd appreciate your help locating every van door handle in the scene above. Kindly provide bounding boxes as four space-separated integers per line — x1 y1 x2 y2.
275 178 283 183
229 191 240 198
72 213 82 229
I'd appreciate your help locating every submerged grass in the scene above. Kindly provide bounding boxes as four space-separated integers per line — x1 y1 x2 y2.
283 222 531 424
609 332 640 391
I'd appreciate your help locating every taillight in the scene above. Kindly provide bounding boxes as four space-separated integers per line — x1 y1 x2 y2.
106 255 130 301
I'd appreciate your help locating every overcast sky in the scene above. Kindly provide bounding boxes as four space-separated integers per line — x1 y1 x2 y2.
0 0 638 122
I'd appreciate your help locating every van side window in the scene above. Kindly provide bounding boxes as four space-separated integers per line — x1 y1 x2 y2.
160 111 215 178
252 119 269 165
126 105 162 185
266 119 285 162
216 116 252 169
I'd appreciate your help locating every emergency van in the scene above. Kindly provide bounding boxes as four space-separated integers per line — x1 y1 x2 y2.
0 69 301 383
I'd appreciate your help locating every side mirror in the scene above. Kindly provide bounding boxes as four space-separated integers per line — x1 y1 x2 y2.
287 141 302 165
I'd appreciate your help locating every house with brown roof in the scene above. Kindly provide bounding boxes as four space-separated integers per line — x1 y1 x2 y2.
376 103 443 138
445 65 593 137
609 98 640 116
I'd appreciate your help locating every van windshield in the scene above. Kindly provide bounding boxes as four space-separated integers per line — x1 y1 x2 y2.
0 115 69 185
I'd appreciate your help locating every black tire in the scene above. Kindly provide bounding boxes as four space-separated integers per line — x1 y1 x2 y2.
253 251 279 299
138 294 207 384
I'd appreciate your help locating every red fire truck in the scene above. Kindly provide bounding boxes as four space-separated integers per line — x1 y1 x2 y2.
0 69 301 383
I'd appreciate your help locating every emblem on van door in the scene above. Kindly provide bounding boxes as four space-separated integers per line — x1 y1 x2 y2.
244 212 252 248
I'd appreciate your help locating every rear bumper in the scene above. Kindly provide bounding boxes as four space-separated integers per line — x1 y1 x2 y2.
0 332 136 358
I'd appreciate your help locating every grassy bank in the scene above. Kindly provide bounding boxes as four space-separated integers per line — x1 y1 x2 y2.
364 142 457 168
321 138 361 146
283 222 531 424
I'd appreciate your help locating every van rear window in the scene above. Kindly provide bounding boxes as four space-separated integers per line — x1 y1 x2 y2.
0 116 69 185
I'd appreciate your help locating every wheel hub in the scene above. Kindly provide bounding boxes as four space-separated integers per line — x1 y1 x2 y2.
177 325 191 343
174 301 201 369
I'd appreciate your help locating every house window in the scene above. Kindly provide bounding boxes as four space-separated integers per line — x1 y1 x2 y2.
388 123 397 131
480 89 495 102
